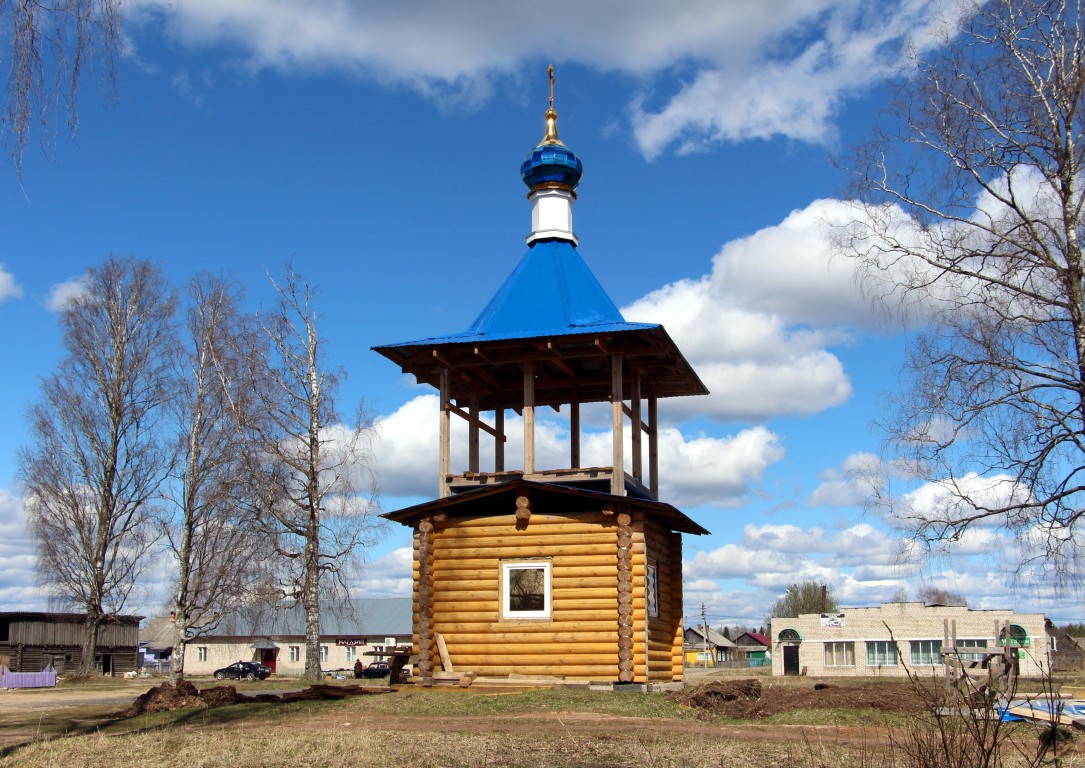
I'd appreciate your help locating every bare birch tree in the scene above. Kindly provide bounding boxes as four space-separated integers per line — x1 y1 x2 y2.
164 273 265 679
243 268 381 681
20 256 175 675
842 0 1085 578
3 0 122 175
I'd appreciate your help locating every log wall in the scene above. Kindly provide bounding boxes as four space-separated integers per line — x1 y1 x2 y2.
407 500 689 683
424 509 621 680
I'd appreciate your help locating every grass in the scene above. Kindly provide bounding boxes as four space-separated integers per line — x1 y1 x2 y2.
2 676 1080 767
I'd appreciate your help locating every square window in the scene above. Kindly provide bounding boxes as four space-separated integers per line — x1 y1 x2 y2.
345 646 356 661
502 561 551 619
910 640 943 665
865 640 898 666
824 641 854 666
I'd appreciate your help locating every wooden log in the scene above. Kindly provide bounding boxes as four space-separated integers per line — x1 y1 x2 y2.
434 533 619 549
432 556 619 572
447 653 618 667
434 515 609 531
441 632 618 646
423 664 617 679
431 542 630 559
434 624 620 637
435 633 454 673
458 671 478 688
445 641 621 655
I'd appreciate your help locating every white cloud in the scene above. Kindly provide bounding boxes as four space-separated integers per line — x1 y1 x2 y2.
126 0 948 157
621 199 889 422
372 395 783 507
0 487 46 611
351 546 413 599
47 275 88 311
0 264 22 302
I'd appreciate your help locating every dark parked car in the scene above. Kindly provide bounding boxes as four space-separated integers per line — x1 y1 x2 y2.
363 662 389 679
213 661 271 681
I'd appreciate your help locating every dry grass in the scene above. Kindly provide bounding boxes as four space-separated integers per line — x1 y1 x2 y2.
2 677 1082 768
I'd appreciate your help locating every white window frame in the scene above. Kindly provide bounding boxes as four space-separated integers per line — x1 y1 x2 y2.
197 646 207 662
865 640 898 666
824 641 855 667
645 564 659 619
289 646 300 663
910 639 943 665
320 645 329 663
501 560 551 620
345 646 356 661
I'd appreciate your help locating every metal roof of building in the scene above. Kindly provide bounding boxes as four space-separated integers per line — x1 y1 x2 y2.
376 240 658 347
383 478 710 536
203 598 412 639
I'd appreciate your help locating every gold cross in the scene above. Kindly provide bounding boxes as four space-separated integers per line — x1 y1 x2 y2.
548 64 555 109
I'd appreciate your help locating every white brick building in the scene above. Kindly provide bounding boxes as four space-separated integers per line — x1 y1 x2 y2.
182 598 411 677
769 602 1048 678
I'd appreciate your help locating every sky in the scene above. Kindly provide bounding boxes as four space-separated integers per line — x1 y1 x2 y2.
1 0 1080 628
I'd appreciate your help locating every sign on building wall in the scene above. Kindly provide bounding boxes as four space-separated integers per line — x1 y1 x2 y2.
820 613 845 628
335 638 367 647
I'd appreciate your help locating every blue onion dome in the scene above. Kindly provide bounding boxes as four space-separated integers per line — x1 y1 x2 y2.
521 106 583 192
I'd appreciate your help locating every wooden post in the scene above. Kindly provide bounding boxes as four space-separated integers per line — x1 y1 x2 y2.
417 520 435 681
648 396 658 498
495 408 505 473
524 362 536 476
468 395 480 473
631 372 642 483
616 509 634 682
611 353 624 496
439 368 451 498
570 400 580 469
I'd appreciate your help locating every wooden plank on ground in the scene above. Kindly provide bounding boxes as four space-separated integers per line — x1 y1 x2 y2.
435 632 454 673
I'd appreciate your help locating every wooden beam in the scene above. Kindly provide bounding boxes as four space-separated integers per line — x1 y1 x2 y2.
611 353 624 496
648 396 658 497
524 361 536 475
570 400 580 469
439 368 451 498
631 371 642 483
445 401 502 438
495 408 505 473
468 395 480 474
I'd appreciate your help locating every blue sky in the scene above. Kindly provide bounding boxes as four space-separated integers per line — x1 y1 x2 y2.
1 0 1079 626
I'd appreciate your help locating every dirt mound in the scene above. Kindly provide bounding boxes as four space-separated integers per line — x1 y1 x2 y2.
122 680 244 716
672 679 927 720
120 681 392 716
672 679 765 719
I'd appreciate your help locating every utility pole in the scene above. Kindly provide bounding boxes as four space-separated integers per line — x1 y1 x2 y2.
701 602 708 669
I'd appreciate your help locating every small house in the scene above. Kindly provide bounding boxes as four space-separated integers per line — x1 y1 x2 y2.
0 612 141 675
684 625 738 666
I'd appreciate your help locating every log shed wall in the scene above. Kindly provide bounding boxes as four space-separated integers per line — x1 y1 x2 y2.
421 509 622 680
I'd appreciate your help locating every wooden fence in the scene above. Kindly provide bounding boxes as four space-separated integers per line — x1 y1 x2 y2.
0 664 57 689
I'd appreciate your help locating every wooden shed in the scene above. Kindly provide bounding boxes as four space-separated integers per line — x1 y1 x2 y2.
375 73 709 685
385 480 706 683
0 612 141 675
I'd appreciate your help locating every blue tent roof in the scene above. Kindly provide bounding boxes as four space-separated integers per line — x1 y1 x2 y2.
377 240 658 348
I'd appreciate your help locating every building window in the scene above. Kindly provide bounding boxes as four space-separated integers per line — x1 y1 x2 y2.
289 646 300 662
824 642 854 666
910 640 943 665
197 647 207 662
345 646 356 661
502 561 551 619
1000 624 1030 646
866 640 898 666
955 639 987 662
320 645 328 663
645 565 659 619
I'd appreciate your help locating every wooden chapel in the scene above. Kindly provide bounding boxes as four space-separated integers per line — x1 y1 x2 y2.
374 69 709 685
